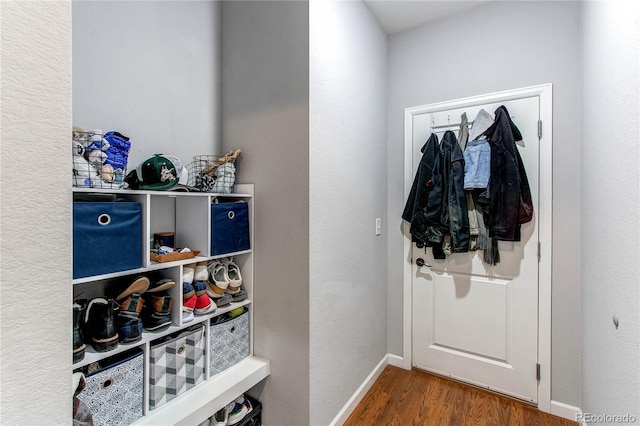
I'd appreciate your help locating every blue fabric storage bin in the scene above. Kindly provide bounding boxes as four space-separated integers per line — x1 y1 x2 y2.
210 201 250 255
73 202 142 278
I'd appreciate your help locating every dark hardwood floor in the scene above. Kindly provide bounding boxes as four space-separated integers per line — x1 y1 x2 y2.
344 366 577 426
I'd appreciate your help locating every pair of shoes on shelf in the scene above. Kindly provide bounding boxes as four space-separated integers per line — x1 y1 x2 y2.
183 262 217 319
115 276 176 336
207 258 247 303
74 275 177 361
204 394 253 426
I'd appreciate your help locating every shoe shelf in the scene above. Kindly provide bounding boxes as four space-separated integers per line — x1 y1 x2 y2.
72 184 268 425
73 298 252 369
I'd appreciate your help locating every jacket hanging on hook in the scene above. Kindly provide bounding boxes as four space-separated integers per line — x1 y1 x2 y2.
402 133 440 247
425 130 470 253
481 105 533 241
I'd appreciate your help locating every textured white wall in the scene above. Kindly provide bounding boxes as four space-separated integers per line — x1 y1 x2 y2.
0 1 72 424
581 1 640 419
309 1 388 424
221 2 310 425
73 1 222 169
386 1 583 406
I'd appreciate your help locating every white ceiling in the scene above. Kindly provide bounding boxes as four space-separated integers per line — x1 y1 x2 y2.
363 0 492 34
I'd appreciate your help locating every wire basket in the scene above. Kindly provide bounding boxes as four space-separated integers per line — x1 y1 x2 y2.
72 129 130 189
186 153 240 193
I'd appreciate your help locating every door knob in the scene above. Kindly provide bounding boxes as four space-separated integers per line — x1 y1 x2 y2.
416 258 431 268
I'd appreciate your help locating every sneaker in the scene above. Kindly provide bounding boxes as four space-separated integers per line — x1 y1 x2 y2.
115 293 145 343
206 279 225 299
194 261 209 281
182 310 195 324
231 289 247 303
183 263 196 284
83 298 119 352
73 301 86 363
214 293 233 308
226 396 249 426
142 294 173 331
208 260 230 290
211 406 228 426
183 281 197 311
183 281 197 323
225 260 242 294
193 281 217 315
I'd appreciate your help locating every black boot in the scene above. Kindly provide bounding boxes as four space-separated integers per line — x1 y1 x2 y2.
73 301 86 363
84 297 119 352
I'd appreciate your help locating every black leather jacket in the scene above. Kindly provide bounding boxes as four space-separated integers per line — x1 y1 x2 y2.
425 130 469 253
482 106 534 241
402 133 439 246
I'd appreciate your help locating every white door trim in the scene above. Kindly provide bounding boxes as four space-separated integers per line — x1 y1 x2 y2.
402 84 553 413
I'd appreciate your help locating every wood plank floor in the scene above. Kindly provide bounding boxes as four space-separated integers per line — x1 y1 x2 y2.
344 366 577 426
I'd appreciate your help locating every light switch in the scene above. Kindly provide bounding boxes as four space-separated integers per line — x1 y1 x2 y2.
375 218 382 236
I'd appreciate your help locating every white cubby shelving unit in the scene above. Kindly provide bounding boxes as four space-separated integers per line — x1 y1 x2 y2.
72 183 269 425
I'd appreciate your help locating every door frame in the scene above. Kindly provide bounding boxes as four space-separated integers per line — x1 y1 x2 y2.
402 84 553 413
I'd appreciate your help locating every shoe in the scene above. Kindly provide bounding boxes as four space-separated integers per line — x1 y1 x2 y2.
84 297 119 352
208 260 230 290
115 293 145 343
193 281 217 315
231 288 247 303
183 281 197 323
115 276 150 301
142 294 173 331
211 406 228 426
241 395 253 414
226 396 249 426
146 278 176 293
73 301 86 363
183 263 196 284
182 310 195 324
214 293 233 308
194 261 209 281
225 260 242 294
206 279 225 299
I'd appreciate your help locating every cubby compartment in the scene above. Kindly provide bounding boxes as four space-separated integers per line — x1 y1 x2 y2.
74 348 145 426
73 200 143 279
149 323 207 410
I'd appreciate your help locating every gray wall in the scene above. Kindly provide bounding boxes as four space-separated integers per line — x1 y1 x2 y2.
581 1 640 420
386 1 583 406
221 2 310 425
0 1 72 423
73 1 222 169
309 1 388 424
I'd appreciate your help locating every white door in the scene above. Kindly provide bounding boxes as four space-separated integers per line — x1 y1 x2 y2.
410 96 540 403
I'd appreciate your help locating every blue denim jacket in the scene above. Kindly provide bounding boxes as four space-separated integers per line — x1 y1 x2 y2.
463 138 491 189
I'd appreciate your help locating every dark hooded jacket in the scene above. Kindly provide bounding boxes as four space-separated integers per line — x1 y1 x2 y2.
482 105 534 241
402 133 439 246
425 130 469 253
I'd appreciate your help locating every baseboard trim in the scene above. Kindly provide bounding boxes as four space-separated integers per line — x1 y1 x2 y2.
329 353 402 426
551 400 582 423
387 353 404 368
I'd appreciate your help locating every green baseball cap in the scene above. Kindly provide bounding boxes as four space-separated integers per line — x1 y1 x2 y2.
137 154 183 190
